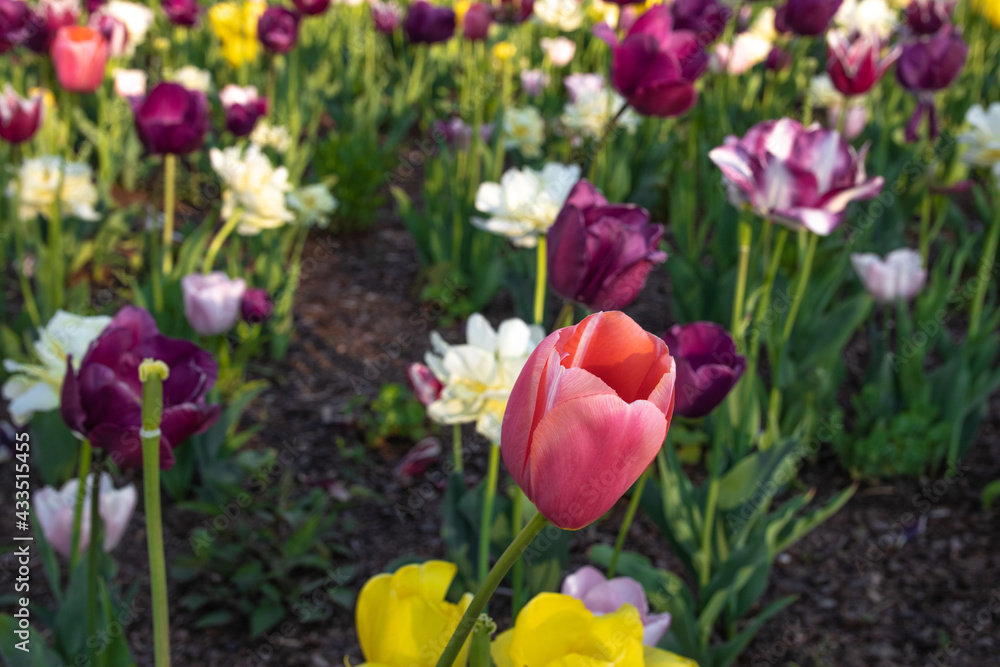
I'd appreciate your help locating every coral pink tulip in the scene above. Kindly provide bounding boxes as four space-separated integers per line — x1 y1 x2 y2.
501 311 675 530
50 26 109 94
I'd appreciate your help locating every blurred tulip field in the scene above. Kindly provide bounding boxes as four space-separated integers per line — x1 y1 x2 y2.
2 0 1000 664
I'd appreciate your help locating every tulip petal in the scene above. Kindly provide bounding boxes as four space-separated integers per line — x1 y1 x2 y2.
526 394 666 529
643 611 673 647
561 565 608 599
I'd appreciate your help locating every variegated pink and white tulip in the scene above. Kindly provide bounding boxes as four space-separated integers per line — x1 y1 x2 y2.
708 118 884 236
851 248 927 303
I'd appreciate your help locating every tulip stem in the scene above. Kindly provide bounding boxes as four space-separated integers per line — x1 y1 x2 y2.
479 442 501 584
969 190 1000 340
781 232 818 344
731 216 752 339
607 465 650 578
510 487 525 616
699 474 719 589
203 208 243 274
86 458 101 667
69 439 92 572
452 424 464 473
163 154 177 275
140 361 172 667
554 302 575 330
435 512 549 667
533 235 547 326
9 150 42 328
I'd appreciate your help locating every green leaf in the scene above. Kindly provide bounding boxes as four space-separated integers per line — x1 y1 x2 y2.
195 610 236 628
709 595 797 667
250 602 287 637
0 614 64 666
982 479 1000 510
284 515 321 558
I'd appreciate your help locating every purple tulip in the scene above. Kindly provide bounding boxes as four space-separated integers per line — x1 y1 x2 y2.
60 306 220 470
0 85 44 144
258 5 299 53
547 180 667 311
765 46 792 72
403 0 455 44
670 0 731 44
897 27 967 141
462 2 491 41
562 566 672 647
596 6 708 117
181 272 247 336
774 0 843 36
161 0 200 27
20 0 78 52
219 84 267 137
407 362 443 407
708 118 884 235
0 0 31 52
662 322 745 419
494 0 533 23
241 288 273 324
905 0 956 35
86 0 103 12
293 0 330 17
371 1 402 33
827 31 900 97
520 68 549 96
133 82 210 155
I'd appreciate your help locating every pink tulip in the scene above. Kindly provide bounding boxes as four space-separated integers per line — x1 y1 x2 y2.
50 25 109 94
562 565 672 646
181 272 247 336
33 472 137 558
501 311 675 530
850 249 926 303
407 362 443 407
826 31 900 97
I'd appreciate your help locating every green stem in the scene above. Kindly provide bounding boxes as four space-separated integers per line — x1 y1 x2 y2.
781 232 819 343
69 440 92 571
9 152 42 328
607 466 650 578
434 512 549 667
478 442 501 584
699 475 719 589
162 154 177 275
86 460 101 667
919 179 932 266
731 216 752 337
553 302 575 330
969 192 1000 339
510 487 525 616
533 235 547 326
452 424 464 474
202 209 243 274
140 362 171 667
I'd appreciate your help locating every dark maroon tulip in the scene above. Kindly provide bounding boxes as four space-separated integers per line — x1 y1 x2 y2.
407 363 443 407
774 0 843 36
60 306 220 470
293 0 330 16
827 32 900 97
258 5 298 53
494 0 533 23
547 180 667 311
765 46 791 71
396 437 441 479
604 0 644 5
134 82 210 155
20 0 77 53
0 0 31 52
371 1 402 33
161 0 200 27
86 0 103 12
897 27 966 141
671 0 731 44
596 6 707 117
240 288 273 324
905 0 956 35
463 2 491 41
662 322 745 419
0 85 44 143
403 1 454 44
219 84 267 137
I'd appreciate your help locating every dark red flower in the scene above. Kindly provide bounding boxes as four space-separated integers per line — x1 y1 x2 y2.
403 1 455 44
133 82 210 155
662 322 745 419
258 5 299 53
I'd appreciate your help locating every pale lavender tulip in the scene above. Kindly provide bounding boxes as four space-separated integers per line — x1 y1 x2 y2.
520 69 549 96
851 248 926 303
181 272 247 335
562 565 672 646
708 118 884 236
33 472 137 558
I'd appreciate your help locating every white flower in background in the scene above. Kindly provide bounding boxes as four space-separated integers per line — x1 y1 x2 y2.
104 1 155 53
502 106 545 159
534 0 584 32
167 65 213 93
834 0 900 39
711 8 777 75
958 103 1000 184
424 314 545 444
8 156 99 221
851 249 927 303
2 311 111 426
749 6 779 42
112 68 146 98
473 162 582 248
250 121 292 153
562 87 639 139
33 473 137 559
288 183 339 227
210 145 294 235
540 36 576 66
564 72 606 102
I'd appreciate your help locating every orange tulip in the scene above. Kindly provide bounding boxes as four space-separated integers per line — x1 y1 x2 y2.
50 26 109 94
500 311 675 530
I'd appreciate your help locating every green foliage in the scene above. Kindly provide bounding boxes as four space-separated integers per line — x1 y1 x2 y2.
350 382 437 446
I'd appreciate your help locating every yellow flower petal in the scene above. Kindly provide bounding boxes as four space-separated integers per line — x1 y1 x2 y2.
644 648 699 667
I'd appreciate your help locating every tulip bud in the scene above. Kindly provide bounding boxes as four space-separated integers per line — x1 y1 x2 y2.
765 45 791 72
25 0 80 53
370 1 402 33
0 84 44 144
851 249 927 303
161 0 200 27
395 436 441 479
403 0 455 44
133 82 210 155
407 362 443 407
257 5 298 53
293 0 330 16
462 1 490 40
671 0 731 44
33 473 137 558
662 322 745 419
181 272 247 336
905 0 956 35
219 84 268 137
774 0 843 36
0 0 32 53
494 0 533 23
520 68 549 96
50 26 109 94
240 287 273 324
826 31 900 97
897 28 967 94
501 311 675 530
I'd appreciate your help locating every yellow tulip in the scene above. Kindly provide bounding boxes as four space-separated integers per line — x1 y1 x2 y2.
491 593 699 667
972 0 1000 29
209 0 266 68
355 561 474 667
493 41 517 62
455 0 471 26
